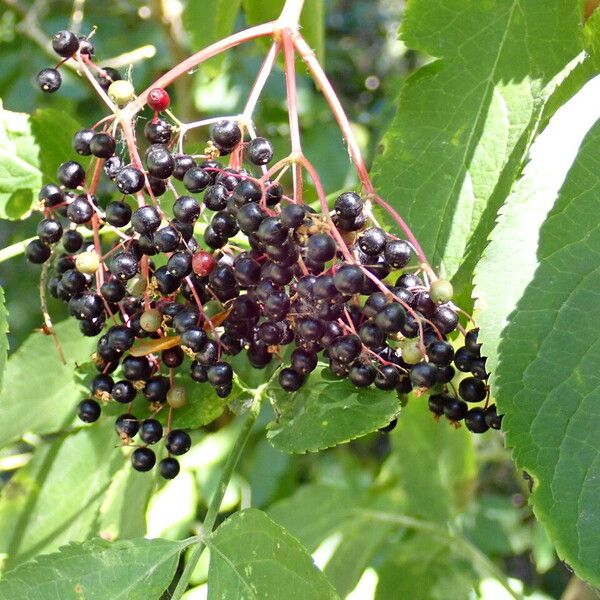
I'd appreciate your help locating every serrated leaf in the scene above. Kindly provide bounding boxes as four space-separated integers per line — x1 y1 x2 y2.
182 0 241 77
208 508 339 599
29 108 87 182
378 399 476 522
0 285 9 392
371 0 582 282
474 75 600 585
242 0 324 63
375 532 479 600
266 366 401 453
0 537 186 600
269 485 392 598
0 422 122 569
0 100 40 220
0 319 95 449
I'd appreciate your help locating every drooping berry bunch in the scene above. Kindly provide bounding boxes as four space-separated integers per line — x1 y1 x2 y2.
29 28 502 478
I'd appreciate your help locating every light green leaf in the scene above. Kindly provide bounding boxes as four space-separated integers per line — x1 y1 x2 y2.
0 319 95 449
242 0 324 63
208 508 339 599
0 422 122 569
182 0 241 77
0 285 9 392
371 0 582 282
378 399 476 522
269 485 391 598
0 100 40 219
474 75 600 585
0 537 186 600
266 366 401 453
375 532 478 600
29 108 87 182
98 462 154 541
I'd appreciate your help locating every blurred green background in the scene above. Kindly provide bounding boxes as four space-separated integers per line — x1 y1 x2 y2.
0 1 588 598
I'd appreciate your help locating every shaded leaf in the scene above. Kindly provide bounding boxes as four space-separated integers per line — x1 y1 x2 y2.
0 285 9 392
371 0 582 282
0 319 95 449
474 75 600 585
266 366 401 453
0 537 186 600
208 508 339 599
0 422 122 569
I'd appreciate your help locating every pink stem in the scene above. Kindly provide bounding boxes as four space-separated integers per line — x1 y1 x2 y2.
123 22 277 120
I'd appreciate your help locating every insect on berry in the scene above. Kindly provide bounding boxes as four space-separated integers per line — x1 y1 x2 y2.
147 87 170 112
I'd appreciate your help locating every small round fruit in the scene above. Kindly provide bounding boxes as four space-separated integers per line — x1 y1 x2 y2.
57 161 86 188
139 419 163 444
72 128 94 155
159 457 180 479
211 119 242 153
384 240 412 269
409 362 438 389
51 30 79 57
108 80 135 105
131 447 156 472
247 137 273 165
147 87 170 112
77 399 101 423
464 408 489 434
139 309 162 332
116 166 145 195
374 365 400 390
25 239 51 264
428 394 448 416
443 397 468 421
430 279 454 303
115 413 139 438
167 384 187 408
484 405 503 430
89 133 116 159
75 251 100 274
37 68 62 93
454 346 475 372
279 368 304 391
166 430 191 455
458 377 487 403
426 341 454 366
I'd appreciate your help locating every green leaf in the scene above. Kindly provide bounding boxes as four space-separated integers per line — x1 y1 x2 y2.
0 537 186 600
0 422 122 569
269 485 391 598
474 78 600 585
266 366 401 453
242 0 324 63
208 508 339 599
98 463 154 541
375 532 478 600
0 285 9 392
0 319 95 449
182 0 241 77
0 100 40 220
371 0 583 281
378 399 476 522
29 108 87 182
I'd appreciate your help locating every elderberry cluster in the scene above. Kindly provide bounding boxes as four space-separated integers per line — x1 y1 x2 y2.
28 30 502 478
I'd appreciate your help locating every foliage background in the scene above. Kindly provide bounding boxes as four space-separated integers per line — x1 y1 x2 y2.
0 0 597 599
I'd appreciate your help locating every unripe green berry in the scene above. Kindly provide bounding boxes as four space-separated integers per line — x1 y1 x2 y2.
127 273 147 297
75 251 99 274
108 80 135 105
167 384 187 408
430 279 453 304
140 308 162 332
401 338 423 365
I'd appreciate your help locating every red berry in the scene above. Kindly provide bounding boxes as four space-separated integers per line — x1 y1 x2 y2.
147 87 170 112
192 251 216 276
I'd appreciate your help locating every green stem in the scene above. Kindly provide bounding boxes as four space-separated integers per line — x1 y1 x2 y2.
170 409 258 599
359 509 522 600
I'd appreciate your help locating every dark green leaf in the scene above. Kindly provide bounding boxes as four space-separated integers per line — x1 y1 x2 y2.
208 508 339 599
30 108 87 182
266 366 401 453
0 319 96 449
0 537 186 600
0 100 40 220
474 84 600 585
0 422 122 568
371 0 582 281
0 285 9 392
